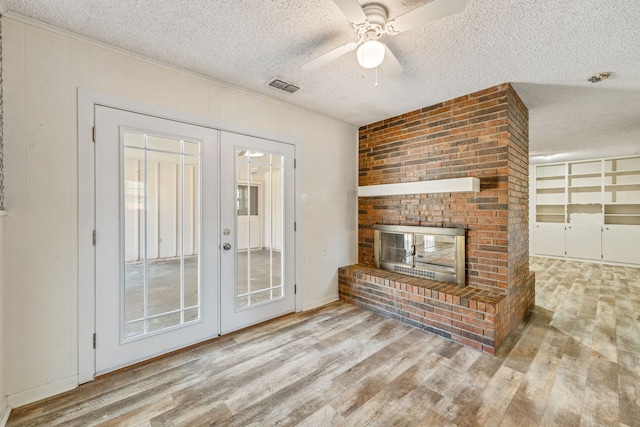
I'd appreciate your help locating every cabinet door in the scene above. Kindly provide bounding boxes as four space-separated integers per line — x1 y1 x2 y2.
565 224 602 261
602 225 640 264
535 223 566 257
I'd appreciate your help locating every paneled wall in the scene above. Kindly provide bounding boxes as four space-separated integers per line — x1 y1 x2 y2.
1 16 358 406
0 213 6 424
0 16 4 210
0 15 9 425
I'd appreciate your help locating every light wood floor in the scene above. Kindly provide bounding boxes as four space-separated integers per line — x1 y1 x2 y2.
7 257 640 426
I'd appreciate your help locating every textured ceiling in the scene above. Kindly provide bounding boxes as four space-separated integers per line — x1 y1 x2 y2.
5 0 640 163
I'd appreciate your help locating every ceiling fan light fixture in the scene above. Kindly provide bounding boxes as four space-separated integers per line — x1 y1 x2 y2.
357 40 385 68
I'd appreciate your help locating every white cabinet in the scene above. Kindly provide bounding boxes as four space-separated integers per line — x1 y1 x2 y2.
533 155 640 265
534 223 566 257
565 224 602 261
602 225 640 264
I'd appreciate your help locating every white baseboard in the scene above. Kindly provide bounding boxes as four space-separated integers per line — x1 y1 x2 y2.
7 376 78 409
0 398 11 427
302 294 339 311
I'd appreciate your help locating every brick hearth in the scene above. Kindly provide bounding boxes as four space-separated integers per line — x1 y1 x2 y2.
339 83 535 354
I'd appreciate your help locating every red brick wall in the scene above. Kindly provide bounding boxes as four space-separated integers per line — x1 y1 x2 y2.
352 83 535 350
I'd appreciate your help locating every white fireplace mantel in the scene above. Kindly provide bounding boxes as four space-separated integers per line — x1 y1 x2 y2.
357 177 480 197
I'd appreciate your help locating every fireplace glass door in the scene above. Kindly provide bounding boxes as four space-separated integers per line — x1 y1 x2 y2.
374 224 466 286
414 234 457 272
379 232 413 266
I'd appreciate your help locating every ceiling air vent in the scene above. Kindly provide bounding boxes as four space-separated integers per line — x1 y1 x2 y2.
267 78 300 94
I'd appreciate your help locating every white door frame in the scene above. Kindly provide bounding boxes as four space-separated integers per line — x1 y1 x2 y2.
78 89 303 383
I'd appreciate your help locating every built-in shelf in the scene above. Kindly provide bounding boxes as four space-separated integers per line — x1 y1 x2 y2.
569 172 601 178
605 170 640 176
569 185 602 190
534 155 640 263
536 215 565 223
536 188 565 194
605 217 640 225
357 177 480 197
605 184 640 189
536 205 564 211
537 175 565 180
604 204 640 213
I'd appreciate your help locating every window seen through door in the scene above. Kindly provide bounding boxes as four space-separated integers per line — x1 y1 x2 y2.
237 185 259 216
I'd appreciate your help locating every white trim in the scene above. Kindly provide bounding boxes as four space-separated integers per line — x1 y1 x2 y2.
78 91 96 384
0 213 7 426
78 89 303 382
0 399 10 427
294 149 303 312
358 177 480 197
302 295 339 312
80 89 300 147
7 376 78 408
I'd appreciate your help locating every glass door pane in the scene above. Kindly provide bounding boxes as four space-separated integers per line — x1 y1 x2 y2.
123 130 201 340
379 231 413 266
236 149 284 309
414 234 456 271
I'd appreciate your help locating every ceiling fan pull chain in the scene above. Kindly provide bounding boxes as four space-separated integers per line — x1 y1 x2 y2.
375 66 379 87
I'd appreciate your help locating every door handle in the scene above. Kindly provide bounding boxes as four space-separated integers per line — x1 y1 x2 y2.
223 243 232 251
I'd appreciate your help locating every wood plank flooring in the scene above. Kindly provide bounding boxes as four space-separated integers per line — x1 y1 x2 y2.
7 257 640 426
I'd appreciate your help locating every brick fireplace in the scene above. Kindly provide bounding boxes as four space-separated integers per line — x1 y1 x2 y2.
339 83 535 355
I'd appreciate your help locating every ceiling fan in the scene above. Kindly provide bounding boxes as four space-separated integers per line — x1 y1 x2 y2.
302 0 468 77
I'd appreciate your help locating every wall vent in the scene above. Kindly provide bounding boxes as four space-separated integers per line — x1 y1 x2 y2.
267 78 300 93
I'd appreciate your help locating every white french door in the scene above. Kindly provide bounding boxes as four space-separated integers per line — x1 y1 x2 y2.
92 106 296 375
94 106 219 374
220 132 296 333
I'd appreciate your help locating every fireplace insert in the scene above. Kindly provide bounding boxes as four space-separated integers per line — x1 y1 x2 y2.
374 224 466 286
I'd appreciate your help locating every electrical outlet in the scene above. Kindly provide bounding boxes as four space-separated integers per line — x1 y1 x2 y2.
322 248 327 257
301 253 307 262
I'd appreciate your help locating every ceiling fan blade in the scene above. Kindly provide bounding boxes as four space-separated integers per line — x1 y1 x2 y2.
333 0 367 24
387 0 468 34
379 45 403 78
301 41 358 71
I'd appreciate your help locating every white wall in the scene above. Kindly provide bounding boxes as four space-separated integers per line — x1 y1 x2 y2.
0 212 9 425
529 164 536 256
1 16 358 407
295 113 359 310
